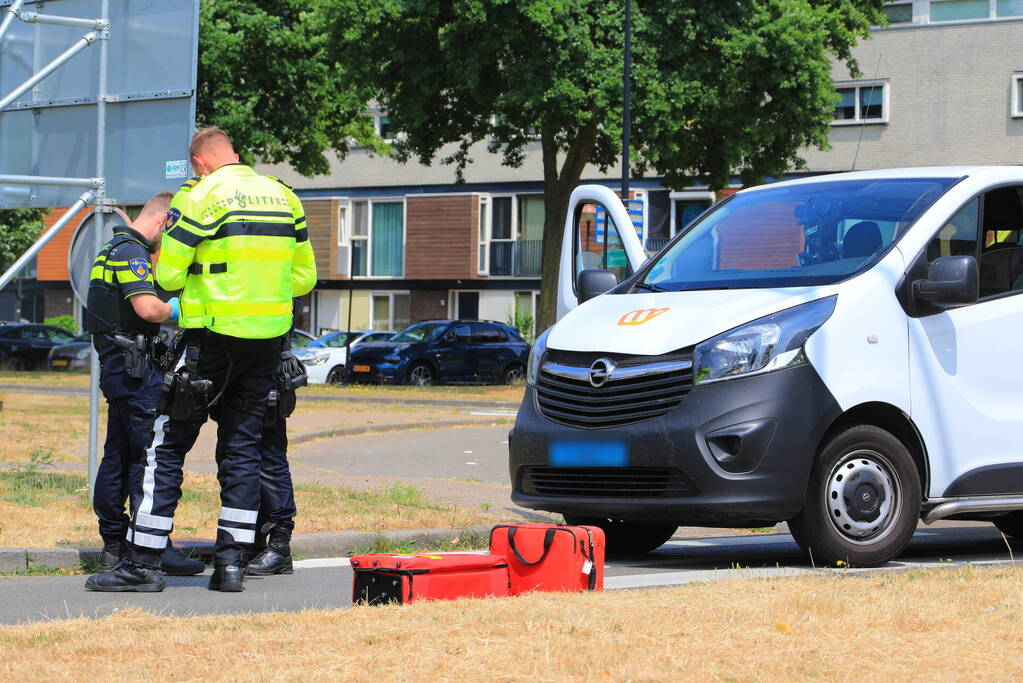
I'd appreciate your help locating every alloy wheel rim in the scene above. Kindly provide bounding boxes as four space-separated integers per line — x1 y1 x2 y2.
410 366 432 386
825 449 901 545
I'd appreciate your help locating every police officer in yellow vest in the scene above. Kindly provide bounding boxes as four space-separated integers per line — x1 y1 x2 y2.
86 127 316 593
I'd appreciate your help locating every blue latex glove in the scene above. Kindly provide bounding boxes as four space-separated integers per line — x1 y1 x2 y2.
167 297 180 323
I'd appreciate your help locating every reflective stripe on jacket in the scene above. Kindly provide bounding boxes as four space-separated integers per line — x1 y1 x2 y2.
156 164 317 339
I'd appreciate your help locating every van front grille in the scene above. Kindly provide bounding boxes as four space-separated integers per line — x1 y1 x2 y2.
519 467 696 498
535 348 693 429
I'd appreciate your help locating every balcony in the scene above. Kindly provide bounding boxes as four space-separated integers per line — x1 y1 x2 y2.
489 239 542 277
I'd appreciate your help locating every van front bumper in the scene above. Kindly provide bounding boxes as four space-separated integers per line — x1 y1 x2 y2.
509 363 842 527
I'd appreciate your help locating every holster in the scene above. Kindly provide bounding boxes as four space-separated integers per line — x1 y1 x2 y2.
112 334 148 379
156 344 212 422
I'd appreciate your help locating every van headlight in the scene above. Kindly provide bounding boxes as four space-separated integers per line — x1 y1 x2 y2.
526 328 552 386
693 296 836 385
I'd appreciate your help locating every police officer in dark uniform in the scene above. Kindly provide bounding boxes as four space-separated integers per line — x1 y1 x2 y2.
84 193 204 577
242 334 306 576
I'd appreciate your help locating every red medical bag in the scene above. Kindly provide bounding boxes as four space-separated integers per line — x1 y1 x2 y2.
350 552 511 605
489 523 605 594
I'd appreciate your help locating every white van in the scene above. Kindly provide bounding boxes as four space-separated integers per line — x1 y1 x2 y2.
510 167 1023 566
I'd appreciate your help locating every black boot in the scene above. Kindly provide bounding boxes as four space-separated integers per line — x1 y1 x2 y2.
208 565 245 592
161 543 206 576
98 541 126 572
85 563 165 592
245 525 293 576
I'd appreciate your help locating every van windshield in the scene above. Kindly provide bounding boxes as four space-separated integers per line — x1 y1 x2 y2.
642 177 958 291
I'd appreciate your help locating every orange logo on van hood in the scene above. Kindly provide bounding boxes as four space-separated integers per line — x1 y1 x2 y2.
617 307 671 326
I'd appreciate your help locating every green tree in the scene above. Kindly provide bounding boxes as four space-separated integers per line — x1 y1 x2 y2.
197 0 384 176
325 0 885 330
0 209 45 274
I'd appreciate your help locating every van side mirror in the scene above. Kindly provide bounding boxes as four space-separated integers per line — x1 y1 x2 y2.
577 269 619 303
913 255 979 307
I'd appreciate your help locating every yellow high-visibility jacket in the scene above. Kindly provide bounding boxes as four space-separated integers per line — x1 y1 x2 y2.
156 164 317 339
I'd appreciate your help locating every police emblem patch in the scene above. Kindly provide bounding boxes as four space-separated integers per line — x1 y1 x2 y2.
129 258 150 279
163 208 181 231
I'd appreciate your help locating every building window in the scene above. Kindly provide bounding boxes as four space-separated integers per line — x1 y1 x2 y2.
1013 73 1023 117
883 2 913 23
376 115 393 142
832 82 888 125
337 203 349 247
477 194 544 277
371 292 410 331
998 0 1023 16
930 0 991 21
351 200 369 276
347 200 405 278
477 196 490 275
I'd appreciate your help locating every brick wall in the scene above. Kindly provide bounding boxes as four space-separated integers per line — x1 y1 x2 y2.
406 196 477 279
43 288 74 319
304 199 335 280
410 290 449 323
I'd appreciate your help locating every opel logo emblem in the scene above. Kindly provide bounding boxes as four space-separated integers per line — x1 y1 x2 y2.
589 358 615 388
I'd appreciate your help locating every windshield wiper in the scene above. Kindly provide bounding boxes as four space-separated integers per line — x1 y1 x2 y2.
633 282 669 292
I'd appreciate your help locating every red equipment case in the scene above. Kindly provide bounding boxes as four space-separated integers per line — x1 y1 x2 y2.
350 552 511 605
489 523 605 594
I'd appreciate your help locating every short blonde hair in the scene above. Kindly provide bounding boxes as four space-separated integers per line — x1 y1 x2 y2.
189 126 234 160
139 191 173 219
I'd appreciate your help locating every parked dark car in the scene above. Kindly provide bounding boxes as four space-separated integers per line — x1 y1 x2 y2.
347 320 529 386
0 324 77 370
46 332 93 370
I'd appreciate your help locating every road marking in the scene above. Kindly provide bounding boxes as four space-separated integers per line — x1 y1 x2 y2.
294 557 351 569
464 450 474 454
468 410 517 417
466 461 478 465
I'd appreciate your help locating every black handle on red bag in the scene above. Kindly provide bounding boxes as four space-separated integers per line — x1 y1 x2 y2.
506 526 557 566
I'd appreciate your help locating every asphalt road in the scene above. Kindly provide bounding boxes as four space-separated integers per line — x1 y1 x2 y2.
1 523 1017 625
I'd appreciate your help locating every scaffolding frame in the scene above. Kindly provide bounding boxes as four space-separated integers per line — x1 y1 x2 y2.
0 0 112 498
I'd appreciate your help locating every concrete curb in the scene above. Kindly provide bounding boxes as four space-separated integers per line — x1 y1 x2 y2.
0 383 521 409
0 525 494 572
288 418 512 446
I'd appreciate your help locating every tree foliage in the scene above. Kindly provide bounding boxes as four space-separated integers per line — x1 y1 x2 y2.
324 0 885 330
0 209 45 274
197 0 383 176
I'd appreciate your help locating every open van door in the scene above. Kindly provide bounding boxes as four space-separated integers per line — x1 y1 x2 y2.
557 185 648 320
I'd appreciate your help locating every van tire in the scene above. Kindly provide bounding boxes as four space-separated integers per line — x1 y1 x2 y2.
563 515 676 556
993 512 1023 538
789 425 920 568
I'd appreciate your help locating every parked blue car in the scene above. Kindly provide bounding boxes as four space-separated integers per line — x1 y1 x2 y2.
347 320 530 386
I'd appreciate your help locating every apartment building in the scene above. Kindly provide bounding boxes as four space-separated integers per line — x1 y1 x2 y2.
5 1 1021 331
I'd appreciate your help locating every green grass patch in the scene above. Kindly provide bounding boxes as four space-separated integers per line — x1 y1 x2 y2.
0 449 88 507
296 482 442 512
347 529 488 556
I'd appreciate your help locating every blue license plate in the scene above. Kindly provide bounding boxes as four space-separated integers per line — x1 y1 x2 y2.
548 439 628 467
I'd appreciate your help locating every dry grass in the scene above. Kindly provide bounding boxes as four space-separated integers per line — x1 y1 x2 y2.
0 394 90 462
0 370 91 386
2 566 1022 679
1 369 525 402
0 468 497 548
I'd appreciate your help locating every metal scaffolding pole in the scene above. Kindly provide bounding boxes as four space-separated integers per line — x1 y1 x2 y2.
0 0 25 44
0 189 95 291
0 174 103 188
17 10 107 30
0 30 99 110
87 0 111 500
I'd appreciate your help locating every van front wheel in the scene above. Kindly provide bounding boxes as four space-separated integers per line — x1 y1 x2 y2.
789 425 920 568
